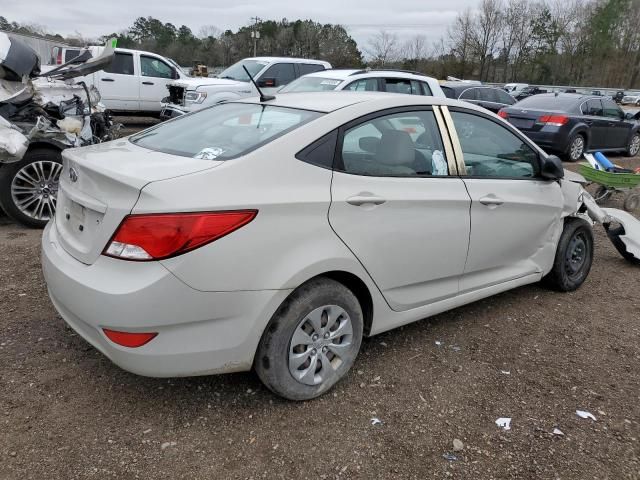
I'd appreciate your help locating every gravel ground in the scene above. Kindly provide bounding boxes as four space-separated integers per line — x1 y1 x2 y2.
1 132 639 479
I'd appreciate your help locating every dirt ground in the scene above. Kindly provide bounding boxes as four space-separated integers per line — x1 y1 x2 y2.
1 132 639 479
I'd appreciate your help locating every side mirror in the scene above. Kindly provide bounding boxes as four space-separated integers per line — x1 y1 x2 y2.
541 155 564 180
258 77 277 88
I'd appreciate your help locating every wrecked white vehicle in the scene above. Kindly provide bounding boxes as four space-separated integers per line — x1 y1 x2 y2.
0 33 120 227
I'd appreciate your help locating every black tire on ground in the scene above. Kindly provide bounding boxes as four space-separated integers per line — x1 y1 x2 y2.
624 132 640 157
543 218 594 292
605 224 640 265
254 277 363 401
563 134 586 162
0 148 62 228
624 193 640 211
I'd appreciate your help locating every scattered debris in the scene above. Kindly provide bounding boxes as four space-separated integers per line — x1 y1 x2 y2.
419 393 427 403
450 346 461 352
496 418 512 430
435 341 443 346
576 410 597 421
142 429 152 434
442 453 458 461
453 439 464 451
552 428 565 436
380 342 388 347
501 370 511 375
370 418 383 426
161 441 177 450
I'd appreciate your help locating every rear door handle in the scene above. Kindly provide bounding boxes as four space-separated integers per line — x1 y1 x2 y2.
479 195 504 206
142 81 154 85
101 78 115 82
346 194 386 206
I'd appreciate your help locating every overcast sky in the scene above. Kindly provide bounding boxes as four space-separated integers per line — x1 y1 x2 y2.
3 0 479 51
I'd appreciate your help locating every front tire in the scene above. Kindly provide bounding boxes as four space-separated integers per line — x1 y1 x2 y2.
0 148 62 228
543 218 594 292
564 134 585 162
254 278 363 401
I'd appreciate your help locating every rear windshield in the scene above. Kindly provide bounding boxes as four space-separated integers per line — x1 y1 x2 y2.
515 95 578 111
280 76 342 93
130 103 322 160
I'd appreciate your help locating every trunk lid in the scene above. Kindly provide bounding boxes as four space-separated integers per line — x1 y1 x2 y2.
55 139 223 265
503 107 559 132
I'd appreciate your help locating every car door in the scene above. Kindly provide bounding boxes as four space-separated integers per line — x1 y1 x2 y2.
444 107 564 293
581 99 607 149
95 51 140 111
139 54 176 112
602 98 632 148
329 107 471 311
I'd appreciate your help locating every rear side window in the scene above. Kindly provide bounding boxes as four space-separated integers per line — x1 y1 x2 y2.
105 52 134 75
495 89 516 105
260 63 296 87
338 110 448 177
583 99 603 116
296 131 338 169
130 103 322 160
344 78 380 92
383 78 422 95
298 63 326 76
420 82 432 96
451 111 538 178
460 88 478 100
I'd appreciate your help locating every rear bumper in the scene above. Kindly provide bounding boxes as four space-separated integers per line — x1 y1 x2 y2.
41 221 291 377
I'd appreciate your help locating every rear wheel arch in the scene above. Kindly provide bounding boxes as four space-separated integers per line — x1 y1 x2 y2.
320 271 374 336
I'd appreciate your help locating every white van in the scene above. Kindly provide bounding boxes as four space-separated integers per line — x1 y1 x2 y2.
503 83 529 96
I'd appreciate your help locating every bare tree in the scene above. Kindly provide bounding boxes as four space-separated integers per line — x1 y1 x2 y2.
471 0 503 81
448 9 475 78
198 25 221 39
404 34 428 69
366 30 399 67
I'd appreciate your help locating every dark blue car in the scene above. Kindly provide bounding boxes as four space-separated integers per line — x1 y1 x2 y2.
498 93 640 161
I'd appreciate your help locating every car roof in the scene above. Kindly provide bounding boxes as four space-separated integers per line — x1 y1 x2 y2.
237 91 489 114
441 82 501 92
296 68 439 82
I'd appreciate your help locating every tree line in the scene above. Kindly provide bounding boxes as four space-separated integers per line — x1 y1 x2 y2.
2 0 640 88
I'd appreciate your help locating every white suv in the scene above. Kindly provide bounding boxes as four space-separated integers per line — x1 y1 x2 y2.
160 57 331 119
279 69 445 98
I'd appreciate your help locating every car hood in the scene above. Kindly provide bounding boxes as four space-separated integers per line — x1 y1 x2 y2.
170 77 248 89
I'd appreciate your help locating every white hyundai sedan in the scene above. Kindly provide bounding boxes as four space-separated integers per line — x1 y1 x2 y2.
42 92 594 400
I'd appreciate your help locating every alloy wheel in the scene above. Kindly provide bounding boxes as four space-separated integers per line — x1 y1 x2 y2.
629 134 640 156
288 305 354 386
10 160 62 222
570 136 585 161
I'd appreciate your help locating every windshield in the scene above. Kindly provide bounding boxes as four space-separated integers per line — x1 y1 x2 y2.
280 77 342 93
217 59 268 82
130 102 322 160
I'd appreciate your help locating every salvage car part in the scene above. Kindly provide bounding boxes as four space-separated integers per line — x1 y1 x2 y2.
0 33 120 227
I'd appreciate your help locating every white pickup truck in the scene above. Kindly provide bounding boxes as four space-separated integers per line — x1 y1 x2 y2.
160 57 331 120
47 46 190 115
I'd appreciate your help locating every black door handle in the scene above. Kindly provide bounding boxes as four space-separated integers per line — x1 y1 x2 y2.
142 81 154 85
101 78 115 82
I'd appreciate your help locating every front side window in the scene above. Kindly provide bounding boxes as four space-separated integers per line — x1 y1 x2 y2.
130 103 322 160
383 78 422 95
451 111 538 178
105 52 134 75
421 82 433 96
338 110 448 177
343 78 380 92
602 99 623 119
140 55 173 78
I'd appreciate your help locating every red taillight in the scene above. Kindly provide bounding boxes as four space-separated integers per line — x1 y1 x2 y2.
538 114 569 126
103 210 257 261
103 329 157 348
56 50 62 65
498 110 509 119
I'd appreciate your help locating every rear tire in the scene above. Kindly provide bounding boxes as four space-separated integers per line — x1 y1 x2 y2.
624 193 640 211
543 218 594 292
0 148 63 228
254 278 363 401
564 134 586 162
624 132 640 157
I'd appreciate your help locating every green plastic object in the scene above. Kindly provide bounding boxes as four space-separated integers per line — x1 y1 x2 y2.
578 163 640 189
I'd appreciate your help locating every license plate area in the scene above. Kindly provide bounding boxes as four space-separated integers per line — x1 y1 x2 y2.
509 117 535 129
